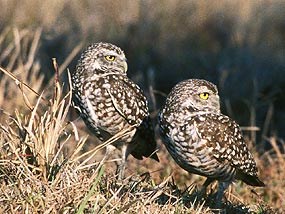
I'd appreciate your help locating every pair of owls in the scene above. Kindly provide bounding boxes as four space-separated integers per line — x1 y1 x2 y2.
71 42 264 200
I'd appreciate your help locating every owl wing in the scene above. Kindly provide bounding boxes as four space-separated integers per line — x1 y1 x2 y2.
107 75 159 161
106 75 149 126
195 114 264 186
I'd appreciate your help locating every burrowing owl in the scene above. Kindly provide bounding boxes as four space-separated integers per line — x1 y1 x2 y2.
71 42 158 178
159 79 264 201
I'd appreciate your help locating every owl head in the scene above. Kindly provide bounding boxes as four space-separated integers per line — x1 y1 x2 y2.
165 79 221 114
76 42 128 76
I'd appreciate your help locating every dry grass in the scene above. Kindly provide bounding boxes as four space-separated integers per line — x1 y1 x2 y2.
0 1 285 213
0 27 284 214
0 27 211 213
0 39 211 213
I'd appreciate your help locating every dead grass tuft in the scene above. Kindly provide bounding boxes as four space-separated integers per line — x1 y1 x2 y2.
0 23 284 213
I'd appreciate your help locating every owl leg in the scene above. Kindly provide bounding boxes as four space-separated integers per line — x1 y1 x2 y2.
192 177 213 202
99 144 116 168
104 144 116 161
201 177 214 194
214 181 230 207
117 144 129 180
203 177 215 188
93 144 116 175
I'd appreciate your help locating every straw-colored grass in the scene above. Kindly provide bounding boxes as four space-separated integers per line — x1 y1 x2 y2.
1 0 285 211
0 26 284 213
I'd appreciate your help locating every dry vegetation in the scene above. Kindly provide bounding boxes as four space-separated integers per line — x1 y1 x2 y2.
0 0 285 213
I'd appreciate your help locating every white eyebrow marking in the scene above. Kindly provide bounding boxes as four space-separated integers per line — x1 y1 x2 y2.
91 61 101 70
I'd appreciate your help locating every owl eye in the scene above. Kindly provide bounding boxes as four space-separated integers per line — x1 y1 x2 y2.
199 92 209 100
104 55 116 61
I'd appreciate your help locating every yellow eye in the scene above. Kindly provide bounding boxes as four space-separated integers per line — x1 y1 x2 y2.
199 92 209 100
104 55 116 61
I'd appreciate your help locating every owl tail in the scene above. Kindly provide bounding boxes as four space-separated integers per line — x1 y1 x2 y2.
130 117 159 162
236 170 265 187
131 148 159 161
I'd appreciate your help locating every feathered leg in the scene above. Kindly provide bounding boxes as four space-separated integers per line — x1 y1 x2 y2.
214 181 230 207
117 144 129 180
200 177 215 196
95 144 116 173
